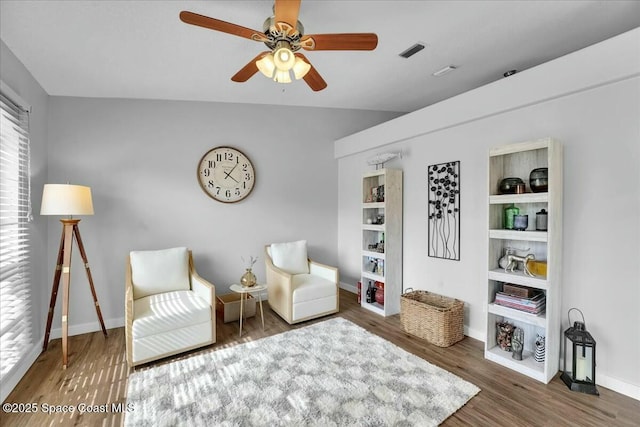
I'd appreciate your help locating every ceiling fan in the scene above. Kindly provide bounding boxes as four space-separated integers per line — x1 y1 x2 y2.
179 0 378 91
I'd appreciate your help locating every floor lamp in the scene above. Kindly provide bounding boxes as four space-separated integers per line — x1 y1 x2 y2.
41 184 107 369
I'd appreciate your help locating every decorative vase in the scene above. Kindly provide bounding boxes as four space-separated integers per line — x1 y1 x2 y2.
512 328 524 360
513 214 529 231
529 168 548 193
534 334 546 362
375 282 384 306
498 177 525 194
536 209 548 231
496 322 515 352
504 204 520 230
240 268 257 288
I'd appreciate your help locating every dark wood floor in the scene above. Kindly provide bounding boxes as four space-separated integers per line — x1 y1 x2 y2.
2 289 638 426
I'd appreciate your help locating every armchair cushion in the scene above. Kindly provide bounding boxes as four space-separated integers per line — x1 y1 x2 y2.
270 240 309 275
132 290 211 339
130 247 190 299
292 274 336 303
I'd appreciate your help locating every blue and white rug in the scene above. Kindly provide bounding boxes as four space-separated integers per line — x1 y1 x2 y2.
125 317 479 426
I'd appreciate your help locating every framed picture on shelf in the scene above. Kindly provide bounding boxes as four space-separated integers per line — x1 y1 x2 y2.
428 160 460 260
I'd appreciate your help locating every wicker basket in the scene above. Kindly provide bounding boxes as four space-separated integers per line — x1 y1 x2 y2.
400 289 464 347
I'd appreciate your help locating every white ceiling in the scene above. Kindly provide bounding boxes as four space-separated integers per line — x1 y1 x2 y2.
1 1 639 113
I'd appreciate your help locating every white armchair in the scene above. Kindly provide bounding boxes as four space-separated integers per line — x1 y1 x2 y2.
265 240 339 324
125 247 216 367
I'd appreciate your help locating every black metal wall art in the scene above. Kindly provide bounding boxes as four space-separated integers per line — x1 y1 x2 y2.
428 161 460 260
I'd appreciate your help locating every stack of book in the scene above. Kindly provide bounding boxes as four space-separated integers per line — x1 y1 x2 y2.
495 290 546 314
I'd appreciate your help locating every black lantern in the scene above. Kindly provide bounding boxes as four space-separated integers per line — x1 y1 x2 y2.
561 308 599 395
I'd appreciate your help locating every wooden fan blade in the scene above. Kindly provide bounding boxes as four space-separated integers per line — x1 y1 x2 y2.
295 53 327 91
180 11 267 42
231 52 271 82
300 33 378 51
274 0 301 31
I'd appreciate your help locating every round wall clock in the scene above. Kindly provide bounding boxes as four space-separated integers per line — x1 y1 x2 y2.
197 146 256 203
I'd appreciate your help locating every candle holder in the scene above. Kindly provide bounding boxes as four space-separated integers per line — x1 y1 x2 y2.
561 308 599 395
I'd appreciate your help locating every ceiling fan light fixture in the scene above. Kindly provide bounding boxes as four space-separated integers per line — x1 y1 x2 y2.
273 41 296 71
256 53 276 78
273 69 292 83
292 57 311 80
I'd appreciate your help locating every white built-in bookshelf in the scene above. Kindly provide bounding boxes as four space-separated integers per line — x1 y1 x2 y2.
485 138 562 383
360 169 402 316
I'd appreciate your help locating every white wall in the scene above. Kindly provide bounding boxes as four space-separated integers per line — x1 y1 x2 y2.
336 29 640 399
0 40 49 402
44 97 399 338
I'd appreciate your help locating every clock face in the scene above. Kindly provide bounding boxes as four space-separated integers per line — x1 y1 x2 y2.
197 146 256 203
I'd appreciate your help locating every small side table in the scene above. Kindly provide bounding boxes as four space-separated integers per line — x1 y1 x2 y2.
230 283 266 337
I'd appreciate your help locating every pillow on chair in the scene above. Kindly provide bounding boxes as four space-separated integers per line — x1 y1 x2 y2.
270 240 310 275
130 247 191 299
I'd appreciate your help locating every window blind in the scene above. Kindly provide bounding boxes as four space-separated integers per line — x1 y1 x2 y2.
0 91 33 382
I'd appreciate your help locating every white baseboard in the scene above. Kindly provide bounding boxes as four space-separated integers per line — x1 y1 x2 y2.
464 326 485 342
1 342 41 403
597 374 640 401
339 281 358 294
49 317 125 340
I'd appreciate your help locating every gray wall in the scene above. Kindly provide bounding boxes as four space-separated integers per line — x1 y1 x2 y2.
44 96 399 335
336 43 640 397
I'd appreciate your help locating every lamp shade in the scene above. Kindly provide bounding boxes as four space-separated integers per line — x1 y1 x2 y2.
40 184 94 216
273 69 292 83
256 54 276 78
273 46 295 71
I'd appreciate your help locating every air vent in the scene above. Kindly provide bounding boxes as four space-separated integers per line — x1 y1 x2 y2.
399 43 425 58
432 65 457 77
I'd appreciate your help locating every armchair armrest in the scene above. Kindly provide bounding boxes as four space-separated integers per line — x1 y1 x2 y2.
188 252 215 306
309 259 339 284
191 271 215 306
125 255 135 367
188 251 216 344
265 245 294 320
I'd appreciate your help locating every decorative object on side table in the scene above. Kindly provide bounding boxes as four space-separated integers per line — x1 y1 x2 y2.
529 167 548 193
427 160 460 260
496 321 515 351
498 177 526 194
561 308 599 395
512 328 524 360
240 255 258 287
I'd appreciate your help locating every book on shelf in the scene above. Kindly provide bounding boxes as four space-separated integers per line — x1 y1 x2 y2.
494 291 546 314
